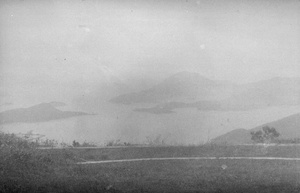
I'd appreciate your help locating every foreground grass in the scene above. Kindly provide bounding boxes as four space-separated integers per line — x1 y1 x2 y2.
1 132 300 192
63 145 300 161
70 145 300 192
0 133 116 193
80 159 300 193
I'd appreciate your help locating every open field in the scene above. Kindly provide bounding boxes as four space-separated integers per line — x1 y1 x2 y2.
1 133 300 193
78 159 300 193
52 145 300 161
60 146 300 192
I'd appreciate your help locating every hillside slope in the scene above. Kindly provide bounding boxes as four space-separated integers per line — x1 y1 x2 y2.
212 113 300 144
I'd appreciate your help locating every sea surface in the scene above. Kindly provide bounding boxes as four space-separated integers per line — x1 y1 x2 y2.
1 104 299 145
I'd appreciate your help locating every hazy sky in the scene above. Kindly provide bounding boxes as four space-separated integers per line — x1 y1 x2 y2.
0 0 299 88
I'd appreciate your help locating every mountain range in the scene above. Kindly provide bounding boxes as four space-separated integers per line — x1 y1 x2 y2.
211 113 300 144
110 71 236 104
110 72 300 113
0 102 92 125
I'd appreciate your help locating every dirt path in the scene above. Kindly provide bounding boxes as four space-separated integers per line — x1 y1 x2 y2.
39 144 300 150
77 156 300 164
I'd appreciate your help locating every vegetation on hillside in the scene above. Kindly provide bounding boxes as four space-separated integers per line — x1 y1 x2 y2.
250 126 280 144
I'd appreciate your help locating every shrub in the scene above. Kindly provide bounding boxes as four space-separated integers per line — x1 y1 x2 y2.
146 134 168 146
106 139 122 146
250 126 280 144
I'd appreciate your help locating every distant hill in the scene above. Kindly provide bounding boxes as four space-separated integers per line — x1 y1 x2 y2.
0 102 92 125
222 77 300 110
110 72 300 113
110 71 236 104
48 101 66 107
212 113 300 144
211 129 251 144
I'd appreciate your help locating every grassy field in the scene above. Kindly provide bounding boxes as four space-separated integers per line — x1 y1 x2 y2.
1 132 300 193
79 159 300 193
62 145 300 161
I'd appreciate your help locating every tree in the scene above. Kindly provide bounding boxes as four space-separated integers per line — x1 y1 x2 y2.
72 140 80 147
250 126 280 144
